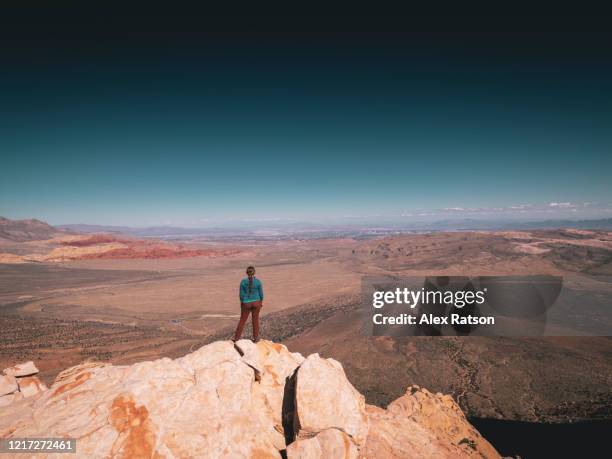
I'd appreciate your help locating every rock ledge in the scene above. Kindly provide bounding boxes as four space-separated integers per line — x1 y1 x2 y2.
0 340 499 458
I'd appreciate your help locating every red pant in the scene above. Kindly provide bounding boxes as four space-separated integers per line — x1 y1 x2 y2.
233 300 262 341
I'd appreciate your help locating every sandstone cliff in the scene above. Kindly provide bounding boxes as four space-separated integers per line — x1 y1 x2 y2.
0 340 499 458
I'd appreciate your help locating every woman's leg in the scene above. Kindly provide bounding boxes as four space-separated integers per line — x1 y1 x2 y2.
251 301 262 341
233 304 251 341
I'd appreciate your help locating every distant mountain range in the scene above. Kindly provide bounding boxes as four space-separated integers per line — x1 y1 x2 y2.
1 216 610 243
58 218 612 238
426 217 612 231
57 223 241 237
0 216 65 242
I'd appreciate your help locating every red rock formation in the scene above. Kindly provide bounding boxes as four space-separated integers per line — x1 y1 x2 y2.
60 234 127 247
57 234 240 260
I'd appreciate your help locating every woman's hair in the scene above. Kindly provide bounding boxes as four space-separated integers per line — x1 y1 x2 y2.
246 266 255 294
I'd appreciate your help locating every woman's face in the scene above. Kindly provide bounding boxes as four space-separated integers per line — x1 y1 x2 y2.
247 269 255 277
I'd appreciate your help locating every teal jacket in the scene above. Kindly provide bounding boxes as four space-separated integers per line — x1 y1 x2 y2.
239 277 264 303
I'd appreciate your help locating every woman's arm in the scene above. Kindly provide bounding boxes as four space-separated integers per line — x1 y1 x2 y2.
239 281 246 302
257 281 264 301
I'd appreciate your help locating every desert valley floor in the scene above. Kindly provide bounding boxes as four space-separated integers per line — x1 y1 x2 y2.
1 225 611 455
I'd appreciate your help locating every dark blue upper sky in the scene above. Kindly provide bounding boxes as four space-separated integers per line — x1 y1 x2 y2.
1 8 611 226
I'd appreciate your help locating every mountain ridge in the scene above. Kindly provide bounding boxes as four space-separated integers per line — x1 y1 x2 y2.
0 216 65 242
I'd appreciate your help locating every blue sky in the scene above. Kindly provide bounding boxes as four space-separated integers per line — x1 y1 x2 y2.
1 12 611 226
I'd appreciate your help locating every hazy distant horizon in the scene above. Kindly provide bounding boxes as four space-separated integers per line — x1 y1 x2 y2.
25 205 612 232
4 200 612 230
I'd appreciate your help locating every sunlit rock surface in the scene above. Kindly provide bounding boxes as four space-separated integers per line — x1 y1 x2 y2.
0 340 499 458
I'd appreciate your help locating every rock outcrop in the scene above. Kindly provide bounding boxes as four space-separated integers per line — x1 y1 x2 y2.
363 387 500 458
3 361 39 377
0 375 18 397
0 361 47 407
294 354 369 445
0 341 499 458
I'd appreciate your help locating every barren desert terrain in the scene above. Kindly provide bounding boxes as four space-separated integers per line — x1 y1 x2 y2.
1 220 611 436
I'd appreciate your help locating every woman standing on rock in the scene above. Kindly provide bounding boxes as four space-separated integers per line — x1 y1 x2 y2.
233 266 264 342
